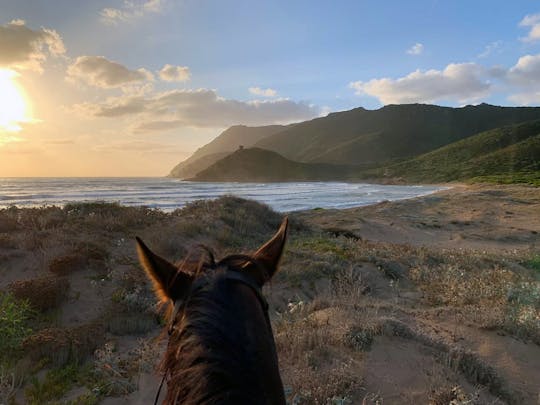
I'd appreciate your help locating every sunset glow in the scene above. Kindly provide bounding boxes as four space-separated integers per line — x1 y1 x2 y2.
1 2 540 176
0 69 30 133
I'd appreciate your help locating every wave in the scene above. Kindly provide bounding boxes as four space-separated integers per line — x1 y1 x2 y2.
0 178 444 213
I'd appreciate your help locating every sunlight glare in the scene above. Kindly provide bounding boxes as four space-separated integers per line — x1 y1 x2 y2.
0 69 31 133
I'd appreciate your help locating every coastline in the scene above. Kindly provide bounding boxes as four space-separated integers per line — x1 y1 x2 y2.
0 178 446 212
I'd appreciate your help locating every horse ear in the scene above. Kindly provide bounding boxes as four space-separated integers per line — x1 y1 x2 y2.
251 217 288 285
136 237 193 302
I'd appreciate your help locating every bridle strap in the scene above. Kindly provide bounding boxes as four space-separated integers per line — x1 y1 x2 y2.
154 371 167 405
224 270 269 313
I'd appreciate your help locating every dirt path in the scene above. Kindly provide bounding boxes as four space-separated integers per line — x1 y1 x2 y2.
295 184 540 252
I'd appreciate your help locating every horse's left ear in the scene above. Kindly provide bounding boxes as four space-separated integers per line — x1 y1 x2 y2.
251 217 288 285
136 237 193 303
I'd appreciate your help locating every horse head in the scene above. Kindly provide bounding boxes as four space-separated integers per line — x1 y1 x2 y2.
136 217 288 404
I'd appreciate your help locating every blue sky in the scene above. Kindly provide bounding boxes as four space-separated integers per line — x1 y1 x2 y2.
1 0 540 175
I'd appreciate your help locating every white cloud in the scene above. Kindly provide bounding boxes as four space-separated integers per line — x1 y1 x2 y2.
249 87 278 97
508 91 540 105
67 56 153 88
93 139 187 154
101 0 163 25
158 64 190 82
507 54 540 86
406 43 424 55
0 19 65 72
478 41 502 58
506 53 540 104
519 13 540 42
73 88 320 130
349 63 490 104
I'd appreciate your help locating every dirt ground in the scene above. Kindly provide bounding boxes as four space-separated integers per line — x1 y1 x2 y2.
291 184 540 404
295 184 540 252
1 186 538 404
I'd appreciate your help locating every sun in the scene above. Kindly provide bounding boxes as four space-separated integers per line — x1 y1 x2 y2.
0 69 31 133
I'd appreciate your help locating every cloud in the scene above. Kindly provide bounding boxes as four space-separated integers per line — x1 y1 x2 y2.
478 41 502 58
134 120 185 132
349 63 490 104
43 138 75 145
74 88 320 129
249 87 278 97
158 64 190 82
506 53 540 104
519 13 540 42
101 0 163 25
508 91 540 105
406 43 424 55
0 19 65 72
93 139 187 154
0 140 40 153
67 56 153 88
507 54 540 86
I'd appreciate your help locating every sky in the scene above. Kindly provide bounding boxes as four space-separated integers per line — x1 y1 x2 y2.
1 0 540 176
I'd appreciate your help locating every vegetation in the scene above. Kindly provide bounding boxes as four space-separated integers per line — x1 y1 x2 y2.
191 147 356 182
169 124 286 178
0 292 33 365
374 120 540 184
180 124 540 186
173 103 540 168
0 195 538 403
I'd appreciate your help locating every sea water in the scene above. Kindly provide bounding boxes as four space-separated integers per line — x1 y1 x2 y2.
0 178 445 212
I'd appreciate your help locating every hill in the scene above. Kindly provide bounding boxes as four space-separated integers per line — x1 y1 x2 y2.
189 147 355 182
254 103 540 165
371 119 540 185
169 124 286 178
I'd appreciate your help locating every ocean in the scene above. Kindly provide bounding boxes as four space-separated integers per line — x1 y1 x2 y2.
0 178 445 212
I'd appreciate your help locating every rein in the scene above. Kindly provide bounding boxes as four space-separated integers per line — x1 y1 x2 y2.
153 262 270 405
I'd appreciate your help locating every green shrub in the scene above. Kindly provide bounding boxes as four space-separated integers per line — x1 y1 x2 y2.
524 254 540 274
25 363 84 405
0 292 33 364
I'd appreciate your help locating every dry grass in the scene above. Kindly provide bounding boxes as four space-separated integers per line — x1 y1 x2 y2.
23 322 105 367
275 310 361 404
0 196 537 403
48 254 87 276
8 276 69 312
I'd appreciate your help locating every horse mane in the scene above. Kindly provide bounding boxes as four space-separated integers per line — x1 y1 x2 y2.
161 248 273 404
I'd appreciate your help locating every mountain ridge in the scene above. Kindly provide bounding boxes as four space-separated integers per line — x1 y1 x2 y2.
170 103 540 184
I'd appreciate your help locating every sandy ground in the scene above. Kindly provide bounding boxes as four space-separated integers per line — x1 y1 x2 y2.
295 184 540 252
1 184 539 404
292 184 540 404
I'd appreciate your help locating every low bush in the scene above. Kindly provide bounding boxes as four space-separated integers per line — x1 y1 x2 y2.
0 292 33 364
23 323 105 367
9 276 69 312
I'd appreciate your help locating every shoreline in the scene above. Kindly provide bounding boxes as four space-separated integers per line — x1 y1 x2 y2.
0 179 446 213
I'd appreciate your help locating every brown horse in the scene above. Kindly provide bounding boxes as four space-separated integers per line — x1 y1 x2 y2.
136 218 288 405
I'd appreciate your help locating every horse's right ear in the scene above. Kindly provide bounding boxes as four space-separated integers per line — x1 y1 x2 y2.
136 237 193 302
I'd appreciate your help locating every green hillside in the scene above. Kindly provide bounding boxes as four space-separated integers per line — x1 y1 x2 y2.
370 120 540 185
169 124 286 178
254 103 540 165
189 148 355 182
